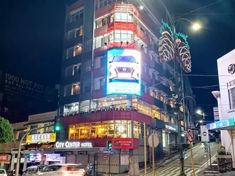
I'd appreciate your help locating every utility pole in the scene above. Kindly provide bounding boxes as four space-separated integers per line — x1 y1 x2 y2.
144 123 147 176
178 117 186 176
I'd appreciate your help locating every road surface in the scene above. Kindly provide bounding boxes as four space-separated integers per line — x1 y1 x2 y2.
145 142 219 176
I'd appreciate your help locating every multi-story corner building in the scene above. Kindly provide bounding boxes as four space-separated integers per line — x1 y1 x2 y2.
58 0 195 173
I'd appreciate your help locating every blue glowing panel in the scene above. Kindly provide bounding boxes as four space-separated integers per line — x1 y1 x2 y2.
106 48 141 95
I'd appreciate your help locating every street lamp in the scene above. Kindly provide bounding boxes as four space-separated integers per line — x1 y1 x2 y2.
191 21 202 31
196 108 206 120
159 16 202 175
199 119 203 124
175 18 202 32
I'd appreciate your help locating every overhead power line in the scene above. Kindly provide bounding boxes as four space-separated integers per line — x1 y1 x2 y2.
178 0 224 18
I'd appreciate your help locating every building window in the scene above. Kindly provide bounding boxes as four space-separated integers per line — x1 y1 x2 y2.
64 83 80 96
65 65 73 77
94 77 105 90
228 87 235 109
94 57 101 68
74 45 82 55
67 26 84 40
113 30 133 43
64 102 79 116
95 36 102 48
114 12 133 22
72 83 80 95
96 0 117 9
73 64 81 75
65 63 81 77
68 120 139 140
80 100 90 113
66 44 82 59
68 8 84 24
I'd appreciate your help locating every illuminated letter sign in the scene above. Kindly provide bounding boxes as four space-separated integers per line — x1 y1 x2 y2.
106 48 141 95
55 141 93 149
26 133 56 144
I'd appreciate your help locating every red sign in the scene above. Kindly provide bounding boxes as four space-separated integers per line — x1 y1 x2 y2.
187 129 193 144
0 154 11 163
112 138 138 149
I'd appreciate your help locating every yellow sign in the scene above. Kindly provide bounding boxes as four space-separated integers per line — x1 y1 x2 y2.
26 133 56 144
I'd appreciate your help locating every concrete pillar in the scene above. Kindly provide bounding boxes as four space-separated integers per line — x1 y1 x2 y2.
23 154 27 171
10 153 15 171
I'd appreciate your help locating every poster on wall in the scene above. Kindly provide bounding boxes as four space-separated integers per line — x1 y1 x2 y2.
106 48 141 95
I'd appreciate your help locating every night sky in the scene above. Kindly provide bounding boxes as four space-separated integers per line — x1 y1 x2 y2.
1 0 235 121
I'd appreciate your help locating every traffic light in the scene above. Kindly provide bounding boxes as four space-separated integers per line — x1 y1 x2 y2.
107 141 112 151
54 122 61 132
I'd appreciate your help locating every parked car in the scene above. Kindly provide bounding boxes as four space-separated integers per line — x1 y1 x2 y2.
41 164 86 176
22 165 47 176
0 169 7 176
85 163 93 176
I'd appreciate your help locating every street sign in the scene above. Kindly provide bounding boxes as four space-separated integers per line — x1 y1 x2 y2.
200 125 209 142
148 132 159 148
187 129 193 144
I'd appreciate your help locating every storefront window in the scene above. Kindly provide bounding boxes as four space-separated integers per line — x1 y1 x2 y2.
133 121 141 138
68 120 140 140
79 128 90 139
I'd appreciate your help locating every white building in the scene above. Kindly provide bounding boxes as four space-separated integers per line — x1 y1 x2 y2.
210 49 235 167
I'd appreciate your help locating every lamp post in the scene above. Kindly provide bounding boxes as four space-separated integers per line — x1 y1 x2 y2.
176 95 195 176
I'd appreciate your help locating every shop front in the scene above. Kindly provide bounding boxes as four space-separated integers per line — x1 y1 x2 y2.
10 132 58 171
162 123 178 154
68 120 141 143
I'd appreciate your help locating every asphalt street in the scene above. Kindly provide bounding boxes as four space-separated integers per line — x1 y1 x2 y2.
143 142 219 176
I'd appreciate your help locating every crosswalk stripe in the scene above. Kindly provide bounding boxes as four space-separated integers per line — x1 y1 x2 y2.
154 167 199 176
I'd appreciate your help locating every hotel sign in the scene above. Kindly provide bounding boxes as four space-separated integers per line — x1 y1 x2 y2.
26 133 56 144
55 141 93 149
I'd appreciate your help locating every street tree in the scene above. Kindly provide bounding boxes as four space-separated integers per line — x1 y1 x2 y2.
0 117 14 143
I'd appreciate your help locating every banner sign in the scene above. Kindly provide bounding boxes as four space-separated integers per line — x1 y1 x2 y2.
0 154 11 163
112 138 138 149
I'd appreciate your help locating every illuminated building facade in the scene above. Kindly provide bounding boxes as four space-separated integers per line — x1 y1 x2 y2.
59 0 194 173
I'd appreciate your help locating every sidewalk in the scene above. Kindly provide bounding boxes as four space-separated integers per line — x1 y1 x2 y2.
102 152 180 176
222 171 235 175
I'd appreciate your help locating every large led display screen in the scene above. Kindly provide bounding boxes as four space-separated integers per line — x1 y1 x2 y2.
106 48 141 95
